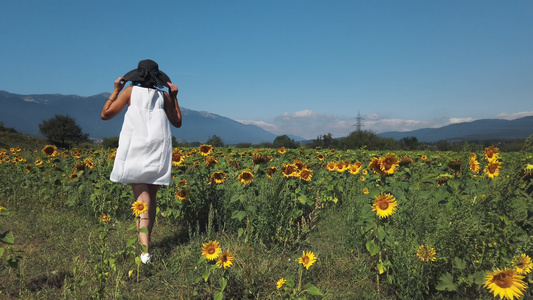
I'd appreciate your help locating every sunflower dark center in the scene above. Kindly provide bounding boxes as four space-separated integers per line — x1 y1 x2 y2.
493 272 513 288
379 200 389 210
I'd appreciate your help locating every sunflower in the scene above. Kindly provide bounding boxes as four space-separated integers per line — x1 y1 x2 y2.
131 200 148 217
25 164 32 173
326 161 336 171
198 144 213 156
293 159 307 171
316 153 325 161
511 254 533 275
416 245 436 262
369 157 385 176
399 156 413 167
421 155 427 160
349 162 363 175
205 156 218 167
238 171 254 184
108 150 116 161
277 278 286 289
101 214 111 222
278 147 286 154
363 187 369 194
484 145 500 162
209 171 226 184
372 193 397 219
266 166 277 178
335 161 349 173
177 179 188 187
281 164 300 177
299 251 317 270
522 164 533 181
35 158 43 166
69 173 78 180
252 153 268 164
379 153 399 175
175 189 189 201
436 174 453 187
201 240 221 261
74 162 86 172
84 158 96 169
448 160 461 175
172 149 185 166
299 168 313 181
216 250 234 269
484 160 502 179
469 156 481 173
484 268 527 300
42 145 57 157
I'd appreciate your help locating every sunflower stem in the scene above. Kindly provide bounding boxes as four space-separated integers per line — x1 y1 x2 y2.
297 267 303 291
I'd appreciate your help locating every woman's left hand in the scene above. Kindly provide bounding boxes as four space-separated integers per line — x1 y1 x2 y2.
114 77 126 92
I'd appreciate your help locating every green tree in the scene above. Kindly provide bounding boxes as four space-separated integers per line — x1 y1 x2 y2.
273 135 297 148
340 130 399 150
39 114 88 148
400 136 419 150
311 133 337 148
206 135 224 147
102 137 119 149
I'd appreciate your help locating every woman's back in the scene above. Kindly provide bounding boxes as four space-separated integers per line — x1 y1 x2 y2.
110 86 173 185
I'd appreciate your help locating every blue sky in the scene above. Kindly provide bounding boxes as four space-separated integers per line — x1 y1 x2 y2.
1 1 532 139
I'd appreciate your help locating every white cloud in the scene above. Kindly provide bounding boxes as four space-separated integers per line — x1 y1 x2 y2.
237 120 280 132
364 118 441 133
449 117 475 124
496 111 533 120
237 110 533 140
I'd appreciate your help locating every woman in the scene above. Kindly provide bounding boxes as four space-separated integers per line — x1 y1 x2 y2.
101 59 182 263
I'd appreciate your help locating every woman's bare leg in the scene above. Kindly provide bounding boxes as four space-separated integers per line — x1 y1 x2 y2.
132 183 159 254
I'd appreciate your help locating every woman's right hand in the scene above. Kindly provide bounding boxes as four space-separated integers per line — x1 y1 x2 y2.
114 77 126 92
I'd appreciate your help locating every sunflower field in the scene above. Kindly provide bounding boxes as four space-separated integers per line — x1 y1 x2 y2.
1 137 533 299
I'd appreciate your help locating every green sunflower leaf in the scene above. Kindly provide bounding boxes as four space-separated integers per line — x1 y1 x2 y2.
473 270 487 285
305 283 324 296
453 257 466 270
436 272 457 291
0 231 14 244
366 240 380 256
214 291 223 300
219 277 227 292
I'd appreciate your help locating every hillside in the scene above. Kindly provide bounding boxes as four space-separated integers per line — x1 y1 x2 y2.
0 90 302 145
377 116 533 143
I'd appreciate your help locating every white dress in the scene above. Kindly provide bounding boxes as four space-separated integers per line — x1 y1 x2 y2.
110 86 173 186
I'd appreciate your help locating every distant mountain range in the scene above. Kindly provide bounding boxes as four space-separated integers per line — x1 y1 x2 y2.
377 116 533 143
0 90 304 145
2 90 532 145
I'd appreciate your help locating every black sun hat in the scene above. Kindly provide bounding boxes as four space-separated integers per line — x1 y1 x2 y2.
123 59 171 89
